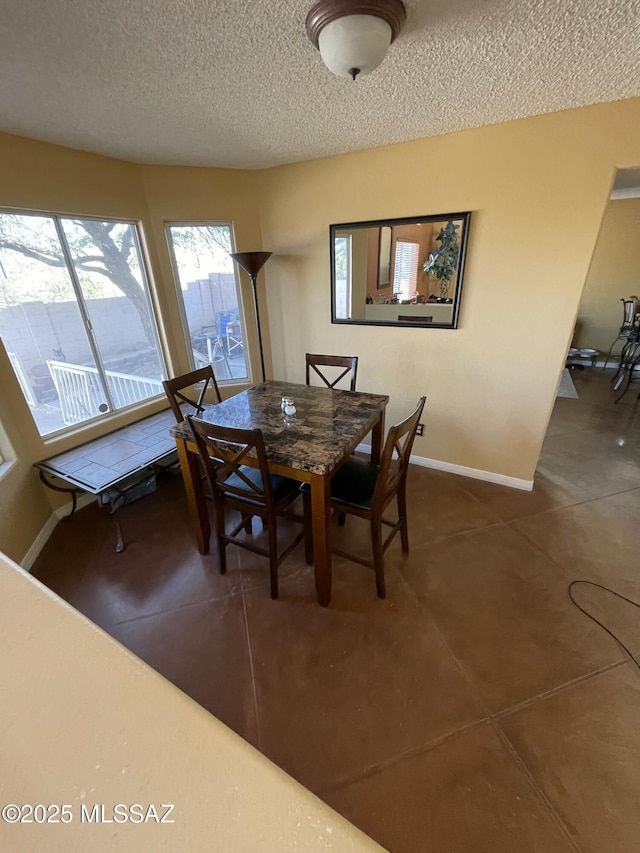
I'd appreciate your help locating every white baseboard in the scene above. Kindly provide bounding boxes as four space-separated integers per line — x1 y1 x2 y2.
408 453 534 491
56 493 95 517
355 443 534 492
21 493 95 573
21 513 58 573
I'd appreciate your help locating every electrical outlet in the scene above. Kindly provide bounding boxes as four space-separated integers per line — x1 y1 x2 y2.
416 423 424 437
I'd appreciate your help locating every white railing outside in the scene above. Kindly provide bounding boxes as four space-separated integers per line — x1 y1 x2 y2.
192 348 209 369
47 360 164 425
104 368 164 409
192 344 230 379
48 361 94 425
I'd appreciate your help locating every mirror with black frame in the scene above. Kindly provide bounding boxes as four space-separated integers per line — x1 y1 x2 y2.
331 212 471 328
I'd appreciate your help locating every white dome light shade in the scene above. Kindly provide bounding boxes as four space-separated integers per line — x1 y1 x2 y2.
318 15 392 79
306 0 406 81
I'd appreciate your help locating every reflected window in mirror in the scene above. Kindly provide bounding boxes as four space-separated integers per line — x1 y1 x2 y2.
334 232 352 320
393 240 419 301
330 212 471 329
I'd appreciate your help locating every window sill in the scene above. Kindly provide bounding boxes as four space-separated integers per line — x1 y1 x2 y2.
0 459 17 482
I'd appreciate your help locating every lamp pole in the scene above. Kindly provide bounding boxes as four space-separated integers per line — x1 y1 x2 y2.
249 272 266 381
229 251 272 382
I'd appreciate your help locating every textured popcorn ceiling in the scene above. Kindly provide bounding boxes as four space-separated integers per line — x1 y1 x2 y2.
1 0 639 169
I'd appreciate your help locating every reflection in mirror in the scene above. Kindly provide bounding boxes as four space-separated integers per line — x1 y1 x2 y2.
331 212 471 329
378 226 392 288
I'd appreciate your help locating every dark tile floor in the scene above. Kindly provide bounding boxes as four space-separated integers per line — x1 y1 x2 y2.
32 368 640 852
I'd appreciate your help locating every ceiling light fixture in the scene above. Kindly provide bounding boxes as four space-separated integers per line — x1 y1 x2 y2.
306 0 406 81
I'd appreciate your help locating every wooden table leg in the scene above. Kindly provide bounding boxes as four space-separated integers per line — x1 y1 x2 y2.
310 472 332 606
370 409 386 464
176 438 210 555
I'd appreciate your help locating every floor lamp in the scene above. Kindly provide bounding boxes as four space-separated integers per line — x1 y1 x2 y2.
230 251 272 382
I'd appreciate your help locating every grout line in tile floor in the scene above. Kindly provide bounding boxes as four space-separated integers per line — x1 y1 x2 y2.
492 659 629 722
490 718 585 853
312 557 597 848
401 570 594 853
100 586 243 632
399 572 496 719
240 586 263 753
316 717 490 798
460 485 596 522
545 481 640 506
277 568 498 798
443 632 585 853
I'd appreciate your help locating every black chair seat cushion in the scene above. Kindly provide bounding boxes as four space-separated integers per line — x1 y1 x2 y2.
301 457 380 511
223 465 299 507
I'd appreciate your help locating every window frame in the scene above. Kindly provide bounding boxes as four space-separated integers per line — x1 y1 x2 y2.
164 220 253 385
0 207 168 441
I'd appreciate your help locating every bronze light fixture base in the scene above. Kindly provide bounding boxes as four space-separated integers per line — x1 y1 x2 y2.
305 0 406 48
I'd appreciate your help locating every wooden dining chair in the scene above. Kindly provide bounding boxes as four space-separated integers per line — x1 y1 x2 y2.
162 365 222 423
163 366 257 530
305 353 358 391
188 416 305 599
302 397 426 599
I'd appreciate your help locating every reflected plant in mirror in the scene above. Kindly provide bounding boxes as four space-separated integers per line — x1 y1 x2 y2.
423 220 461 302
330 212 471 329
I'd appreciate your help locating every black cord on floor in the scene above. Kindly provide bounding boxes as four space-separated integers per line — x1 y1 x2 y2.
568 580 640 675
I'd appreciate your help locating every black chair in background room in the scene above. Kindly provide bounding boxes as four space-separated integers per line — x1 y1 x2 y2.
602 296 640 369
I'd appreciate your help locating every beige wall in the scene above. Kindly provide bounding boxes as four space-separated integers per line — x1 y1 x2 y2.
257 99 640 481
574 197 640 352
2 98 640 562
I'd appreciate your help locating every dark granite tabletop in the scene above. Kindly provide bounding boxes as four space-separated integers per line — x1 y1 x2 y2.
170 380 389 476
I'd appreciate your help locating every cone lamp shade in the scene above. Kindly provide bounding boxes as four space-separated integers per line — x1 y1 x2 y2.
230 252 272 278
230 251 272 382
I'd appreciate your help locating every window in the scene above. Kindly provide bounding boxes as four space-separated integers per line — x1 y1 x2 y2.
166 224 249 382
393 240 419 301
334 234 352 319
0 211 166 437
0 425 13 476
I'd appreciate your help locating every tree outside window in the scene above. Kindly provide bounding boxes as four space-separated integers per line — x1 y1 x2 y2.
0 211 166 436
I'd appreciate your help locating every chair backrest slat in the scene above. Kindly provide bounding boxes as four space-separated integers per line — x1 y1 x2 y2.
305 353 358 392
372 397 426 512
187 416 274 510
163 366 222 423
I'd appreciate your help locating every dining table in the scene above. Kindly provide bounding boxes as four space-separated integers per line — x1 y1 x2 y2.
170 380 389 606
